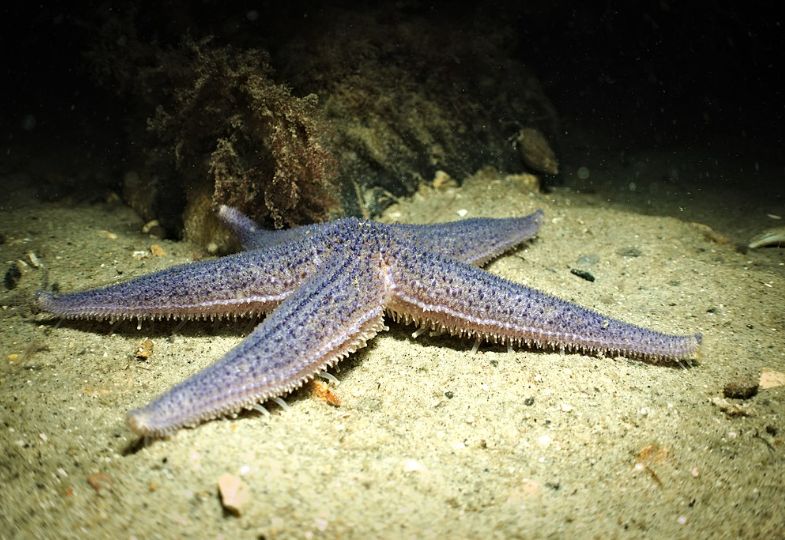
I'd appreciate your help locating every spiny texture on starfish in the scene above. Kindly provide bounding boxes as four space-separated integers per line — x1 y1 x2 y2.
37 206 701 437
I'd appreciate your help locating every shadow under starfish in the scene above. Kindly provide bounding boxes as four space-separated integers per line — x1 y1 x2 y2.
37 206 701 438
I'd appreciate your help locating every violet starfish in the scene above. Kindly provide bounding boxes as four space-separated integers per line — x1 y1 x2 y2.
37 206 701 437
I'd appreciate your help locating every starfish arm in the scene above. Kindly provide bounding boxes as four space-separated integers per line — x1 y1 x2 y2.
386 246 701 361
218 205 322 251
36 240 321 321
126 250 388 437
217 205 260 248
392 210 543 265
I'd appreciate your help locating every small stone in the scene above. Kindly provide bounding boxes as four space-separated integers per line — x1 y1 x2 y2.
142 220 167 239
149 244 166 257
217 473 250 516
710 396 754 417
570 268 595 282
27 251 42 268
142 219 160 234
134 338 154 361
309 379 341 406
759 369 785 390
432 170 457 189
515 127 559 175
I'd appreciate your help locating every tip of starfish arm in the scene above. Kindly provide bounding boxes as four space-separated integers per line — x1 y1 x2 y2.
35 290 55 311
690 332 704 361
127 409 151 436
127 408 173 438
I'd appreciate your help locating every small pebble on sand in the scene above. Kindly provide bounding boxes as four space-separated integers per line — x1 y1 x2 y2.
218 473 250 516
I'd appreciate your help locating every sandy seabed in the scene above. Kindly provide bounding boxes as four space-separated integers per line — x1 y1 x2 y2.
1 142 783 539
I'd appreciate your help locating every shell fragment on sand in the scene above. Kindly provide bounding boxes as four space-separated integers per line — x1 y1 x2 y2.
748 226 785 248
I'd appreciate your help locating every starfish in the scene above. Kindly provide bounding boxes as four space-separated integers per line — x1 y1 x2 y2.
37 206 701 437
